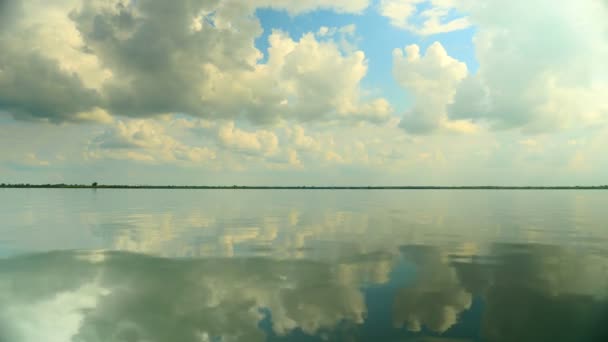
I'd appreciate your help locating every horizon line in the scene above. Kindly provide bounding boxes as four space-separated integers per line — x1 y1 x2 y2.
1 184 607 190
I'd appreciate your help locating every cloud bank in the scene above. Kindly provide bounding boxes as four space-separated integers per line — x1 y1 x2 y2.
1 0 608 184
0 0 388 125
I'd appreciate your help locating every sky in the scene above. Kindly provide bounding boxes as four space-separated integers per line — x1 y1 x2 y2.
0 0 607 185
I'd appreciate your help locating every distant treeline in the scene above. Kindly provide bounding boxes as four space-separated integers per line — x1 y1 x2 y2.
1 183 608 190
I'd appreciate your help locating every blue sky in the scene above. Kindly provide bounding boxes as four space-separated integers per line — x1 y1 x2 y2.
255 6 478 114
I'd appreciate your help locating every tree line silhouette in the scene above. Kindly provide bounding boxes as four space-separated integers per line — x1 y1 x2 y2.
1 183 607 190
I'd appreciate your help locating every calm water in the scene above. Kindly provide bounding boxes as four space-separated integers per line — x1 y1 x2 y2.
0 190 607 342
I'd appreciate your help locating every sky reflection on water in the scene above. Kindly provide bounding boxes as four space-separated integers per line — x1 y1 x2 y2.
0 190 607 341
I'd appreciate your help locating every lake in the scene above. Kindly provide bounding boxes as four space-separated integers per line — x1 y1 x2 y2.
0 189 607 341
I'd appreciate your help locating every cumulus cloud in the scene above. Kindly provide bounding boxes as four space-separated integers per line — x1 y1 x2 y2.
217 121 279 156
179 118 398 169
87 120 216 163
449 0 608 132
180 119 304 167
261 30 391 123
0 0 109 123
393 42 470 134
0 0 388 126
0 44 102 123
379 0 471 35
388 0 608 135
285 125 321 151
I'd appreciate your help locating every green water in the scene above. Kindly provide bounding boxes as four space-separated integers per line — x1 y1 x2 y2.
0 190 607 341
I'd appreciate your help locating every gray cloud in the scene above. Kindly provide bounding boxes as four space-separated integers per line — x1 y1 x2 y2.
0 0 389 125
70 0 262 119
0 46 101 123
0 0 20 29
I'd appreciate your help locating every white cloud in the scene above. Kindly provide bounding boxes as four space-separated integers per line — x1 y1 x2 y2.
317 26 332 36
393 42 469 134
339 24 357 35
88 120 216 164
286 125 321 152
325 150 347 164
21 153 51 167
379 0 470 35
217 121 279 156
74 108 114 124
245 0 370 15
449 0 608 132
257 30 392 123
287 149 302 167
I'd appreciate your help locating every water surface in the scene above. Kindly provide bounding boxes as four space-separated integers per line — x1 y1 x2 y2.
0 190 607 341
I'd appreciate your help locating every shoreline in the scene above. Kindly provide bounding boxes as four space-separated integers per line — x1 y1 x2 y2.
1 185 607 190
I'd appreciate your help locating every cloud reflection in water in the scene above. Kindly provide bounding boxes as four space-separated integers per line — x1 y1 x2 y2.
0 243 607 342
